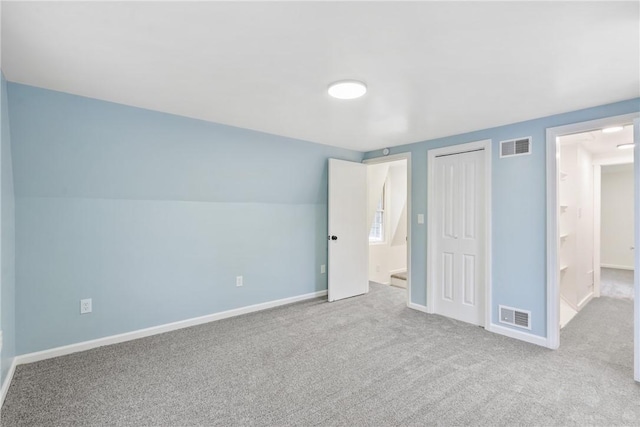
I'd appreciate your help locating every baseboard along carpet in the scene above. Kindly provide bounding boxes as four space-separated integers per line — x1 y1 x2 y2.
2 283 638 426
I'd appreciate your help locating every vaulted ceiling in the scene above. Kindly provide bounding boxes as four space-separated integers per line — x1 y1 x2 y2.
2 1 639 151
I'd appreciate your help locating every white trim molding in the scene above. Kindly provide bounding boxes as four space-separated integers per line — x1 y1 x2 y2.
407 302 429 313
15 290 327 366
634 117 640 383
364 152 413 309
426 139 492 329
0 357 17 411
593 164 602 297
546 112 640 353
600 264 634 271
487 323 548 347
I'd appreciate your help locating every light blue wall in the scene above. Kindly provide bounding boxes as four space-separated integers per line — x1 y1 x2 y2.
1 73 16 385
364 98 640 338
7 80 639 353
8 83 361 354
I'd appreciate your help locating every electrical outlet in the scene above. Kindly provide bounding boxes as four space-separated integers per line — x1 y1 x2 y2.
80 298 92 314
320 264 326 274
236 276 243 287
417 214 425 224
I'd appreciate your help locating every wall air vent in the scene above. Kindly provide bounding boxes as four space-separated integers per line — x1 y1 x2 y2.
499 305 531 330
500 137 531 158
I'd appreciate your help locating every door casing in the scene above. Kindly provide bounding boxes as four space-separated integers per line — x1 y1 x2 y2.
545 112 640 383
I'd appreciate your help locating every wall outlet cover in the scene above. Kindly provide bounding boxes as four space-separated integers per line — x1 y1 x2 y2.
80 298 92 314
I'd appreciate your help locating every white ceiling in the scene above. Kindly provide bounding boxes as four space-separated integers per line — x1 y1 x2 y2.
2 1 639 152
559 125 634 155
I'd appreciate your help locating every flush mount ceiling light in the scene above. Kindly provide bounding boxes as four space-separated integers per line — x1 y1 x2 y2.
602 126 624 133
617 143 635 150
328 80 367 100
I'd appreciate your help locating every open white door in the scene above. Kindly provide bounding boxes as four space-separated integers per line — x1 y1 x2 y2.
328 158 368 302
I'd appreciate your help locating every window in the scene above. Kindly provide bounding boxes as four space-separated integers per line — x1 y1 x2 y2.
369 184 385 242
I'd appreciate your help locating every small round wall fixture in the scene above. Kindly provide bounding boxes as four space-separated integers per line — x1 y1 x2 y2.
382 148 390 156
328 80 367 100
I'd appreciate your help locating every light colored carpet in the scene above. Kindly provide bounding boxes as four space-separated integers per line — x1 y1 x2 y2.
601 267 634 300
2 283 639 426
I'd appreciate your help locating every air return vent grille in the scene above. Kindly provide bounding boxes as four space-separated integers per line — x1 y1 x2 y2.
499 305 531 330
500 137 531 158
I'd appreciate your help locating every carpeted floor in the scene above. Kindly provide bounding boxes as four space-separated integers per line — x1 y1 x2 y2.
2 283 639 426
601 267 634 300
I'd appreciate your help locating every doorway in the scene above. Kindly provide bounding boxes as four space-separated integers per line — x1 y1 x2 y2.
363 153 411 305
556 126 635 328
598 163 635 299
546 113 640 382
427 140 491 327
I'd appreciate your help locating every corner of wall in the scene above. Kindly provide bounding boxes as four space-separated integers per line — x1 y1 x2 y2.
0 70 17 395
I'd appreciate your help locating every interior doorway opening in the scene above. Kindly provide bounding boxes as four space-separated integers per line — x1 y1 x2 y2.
557 126 635 328
599 163 635 299
546 112 639 382
364 154 411 304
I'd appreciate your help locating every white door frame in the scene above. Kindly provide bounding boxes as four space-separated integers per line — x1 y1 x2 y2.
363 153 412 307
634 118 640 383
426 139 492 328
545 113 639 362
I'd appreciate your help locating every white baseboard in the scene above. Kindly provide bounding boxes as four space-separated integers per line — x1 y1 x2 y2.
601 263 634 271
0 357 17 410
407 302 429 313
577 291 594 311
16 290 327 366
487 323 549 348
408 305 548 348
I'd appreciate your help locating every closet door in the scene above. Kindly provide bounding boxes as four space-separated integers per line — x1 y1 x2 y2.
433 150 485 326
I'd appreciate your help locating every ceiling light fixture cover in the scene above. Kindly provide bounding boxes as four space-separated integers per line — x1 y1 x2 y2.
617 143 635 150
328 80 367 99
603 126 624 133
